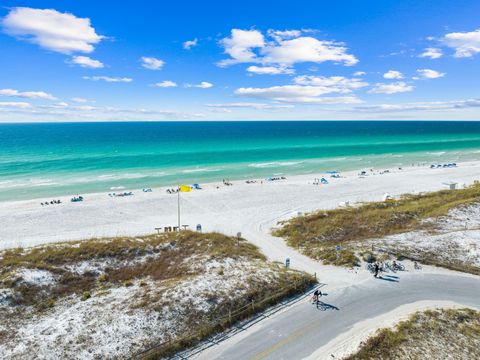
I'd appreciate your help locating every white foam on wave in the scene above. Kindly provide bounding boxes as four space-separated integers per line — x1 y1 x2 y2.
181 168 221 174
248 161 303 168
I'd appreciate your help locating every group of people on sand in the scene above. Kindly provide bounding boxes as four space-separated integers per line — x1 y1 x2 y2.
223 179 233 186
267 176 286 181
40 199 61 206
166 188 179 194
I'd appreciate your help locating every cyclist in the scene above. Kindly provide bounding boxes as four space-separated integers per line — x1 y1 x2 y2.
312 289 322 303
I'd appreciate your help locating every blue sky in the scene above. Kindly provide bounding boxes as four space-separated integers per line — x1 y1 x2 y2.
0 0 479 121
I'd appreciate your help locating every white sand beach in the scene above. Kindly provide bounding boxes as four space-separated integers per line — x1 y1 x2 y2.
2 161 480 285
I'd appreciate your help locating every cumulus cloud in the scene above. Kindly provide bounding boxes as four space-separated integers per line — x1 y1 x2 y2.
233 74 367 104
219 29 265 66
218 28 358 69
0 101 32 108
419 47 443 59
185 81 213 89
1 7 103 54
71 55 104 68
235 85 361 104
293 75 368 91
353 71 366 76
246 65 294 75
183 38 198 49
416 69 445 79
154 80 177 88
140 56 165 70
369 82 413 94
443 29 480 57
383 70 403 79
83 76 132 82
0 88 57 100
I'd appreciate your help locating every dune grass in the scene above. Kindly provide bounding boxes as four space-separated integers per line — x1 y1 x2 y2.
0 231 316 358
0 231 265 308
273 183 480 267
345 308 480 360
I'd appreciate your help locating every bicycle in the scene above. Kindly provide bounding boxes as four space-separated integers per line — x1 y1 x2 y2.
414 261 422 270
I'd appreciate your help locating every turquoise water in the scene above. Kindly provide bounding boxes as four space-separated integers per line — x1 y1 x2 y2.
1 121 480 202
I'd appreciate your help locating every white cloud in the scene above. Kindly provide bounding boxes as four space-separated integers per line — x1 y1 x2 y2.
0 102 206 121
140 56 165 70
353 71 366 76
71 97 88 103
218 28 358 68
71 55 104 68
419 47 443 59
235 85 362 104
186 81 213 89
267 29 302 41
183 38 198 49
1 7 103 54
219 29 265 66
383 70 403 79
206 102 293 110
416 69 445 79
0 88 57 100
83 76 132 82
443 29 480 58
154 81 177 88
246 65 294 75
262 37 358 66
293 75 368 92
0 101 31 108
356 98 480 113
369 82 414 94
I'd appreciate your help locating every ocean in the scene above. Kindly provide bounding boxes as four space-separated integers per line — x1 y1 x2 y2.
1 121 480 202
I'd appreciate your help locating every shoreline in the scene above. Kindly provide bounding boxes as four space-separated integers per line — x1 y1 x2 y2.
2 160 480 254
3 149 480 203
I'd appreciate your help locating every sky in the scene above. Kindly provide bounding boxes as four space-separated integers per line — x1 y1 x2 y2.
0 0 479 122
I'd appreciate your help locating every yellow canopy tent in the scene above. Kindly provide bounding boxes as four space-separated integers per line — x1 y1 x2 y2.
179 185 191 192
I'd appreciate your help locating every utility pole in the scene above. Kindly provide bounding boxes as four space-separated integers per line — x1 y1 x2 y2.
177 185 181 231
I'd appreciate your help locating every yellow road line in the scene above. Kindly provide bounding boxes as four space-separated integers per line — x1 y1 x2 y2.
250 319 319 360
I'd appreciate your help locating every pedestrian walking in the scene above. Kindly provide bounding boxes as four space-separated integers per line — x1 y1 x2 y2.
374 262 379 278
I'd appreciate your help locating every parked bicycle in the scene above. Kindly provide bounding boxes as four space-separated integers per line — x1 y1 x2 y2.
385 261 405 272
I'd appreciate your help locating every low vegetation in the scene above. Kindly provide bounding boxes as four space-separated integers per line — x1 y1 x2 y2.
273 183 480 268
344 308 480 360
0 231 315 359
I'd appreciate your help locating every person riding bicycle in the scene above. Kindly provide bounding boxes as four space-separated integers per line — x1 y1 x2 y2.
312 289 322 303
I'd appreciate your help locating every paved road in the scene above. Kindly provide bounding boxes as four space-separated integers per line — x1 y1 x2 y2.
195 273 480 360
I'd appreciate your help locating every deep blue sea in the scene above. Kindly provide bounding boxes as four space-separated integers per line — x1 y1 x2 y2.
1 121 480 201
